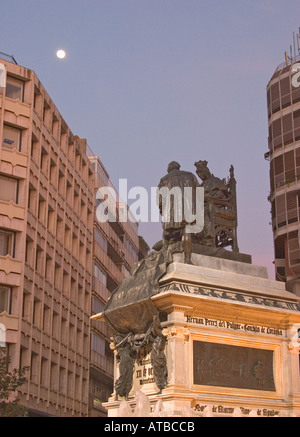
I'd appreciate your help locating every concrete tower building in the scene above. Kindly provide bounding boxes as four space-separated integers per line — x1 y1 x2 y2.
266 34 300 293
0 54 139 416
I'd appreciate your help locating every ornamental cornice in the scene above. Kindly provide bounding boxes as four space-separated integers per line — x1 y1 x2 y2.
162 326 190 341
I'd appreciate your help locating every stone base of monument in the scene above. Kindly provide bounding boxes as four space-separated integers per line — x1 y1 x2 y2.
103 253 300 417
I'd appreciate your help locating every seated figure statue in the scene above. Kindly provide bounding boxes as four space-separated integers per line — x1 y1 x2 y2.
194 160 238 252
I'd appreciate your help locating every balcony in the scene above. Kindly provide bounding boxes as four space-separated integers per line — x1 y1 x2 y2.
90 350 114 377
91 321 112 341
0 200 25 231
97 221 138 267
94 244 123 284
0 148 28 179
0 94 31 129
92 276 111 303
0 254 22 286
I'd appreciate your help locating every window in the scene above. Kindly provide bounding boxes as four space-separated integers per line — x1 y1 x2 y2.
94 228 107 253
61 318 68 344
0 229 14 257
0 175 18 203
33 85 42 113
20 347 29 369
56 215 63 239
2 125 21 151
35 245 43 274
64 225 71 250
91 333 105 356
92 296 104 315
93 261 107 287
31 134 39 161
122 264 131 278
52 311 59 338
22 292 31 321
75 374 81 398
59 367 66 394
0 285 11 313
5 76 23 101
58 169 65 195
28 184 37 213
96 161 109 186
38 195 46 223
47 206 55 234
83 333 89 356
40 357 49 386
40 146 49 175
33 298 42 327
52 114 59 138
50 362 58 391
69 323 75 349
67 370 73 397
62 271 70 295
43 100 51 125
72 232 78 257
54 262 61 290
50 159 57 187
45 255 53 281
30 352 39 383
124 236 138 259
43 304 51 333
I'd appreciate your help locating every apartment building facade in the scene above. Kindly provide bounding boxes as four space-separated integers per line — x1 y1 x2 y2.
0 55 139 416
266 50 300 294
88 153 139 416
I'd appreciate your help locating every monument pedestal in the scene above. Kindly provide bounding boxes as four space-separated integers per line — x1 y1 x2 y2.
104 253 300 417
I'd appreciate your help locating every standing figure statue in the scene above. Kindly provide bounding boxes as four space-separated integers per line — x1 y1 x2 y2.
114 334 135 401
157 161 201 263
149 316 168 393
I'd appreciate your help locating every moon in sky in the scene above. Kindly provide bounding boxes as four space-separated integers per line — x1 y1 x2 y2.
56 49 66 59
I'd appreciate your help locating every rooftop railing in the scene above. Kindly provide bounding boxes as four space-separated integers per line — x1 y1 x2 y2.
273 54 300 74
0 51 18 64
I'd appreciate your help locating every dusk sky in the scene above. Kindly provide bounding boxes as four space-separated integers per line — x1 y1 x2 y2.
2 0 300 277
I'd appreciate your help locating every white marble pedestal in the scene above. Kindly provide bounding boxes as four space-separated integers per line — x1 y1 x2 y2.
104 253 300 417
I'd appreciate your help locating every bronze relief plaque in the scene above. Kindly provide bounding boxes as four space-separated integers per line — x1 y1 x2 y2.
193 341 275 391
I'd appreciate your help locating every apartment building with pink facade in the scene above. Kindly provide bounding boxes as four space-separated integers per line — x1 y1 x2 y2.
0 55 140 416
